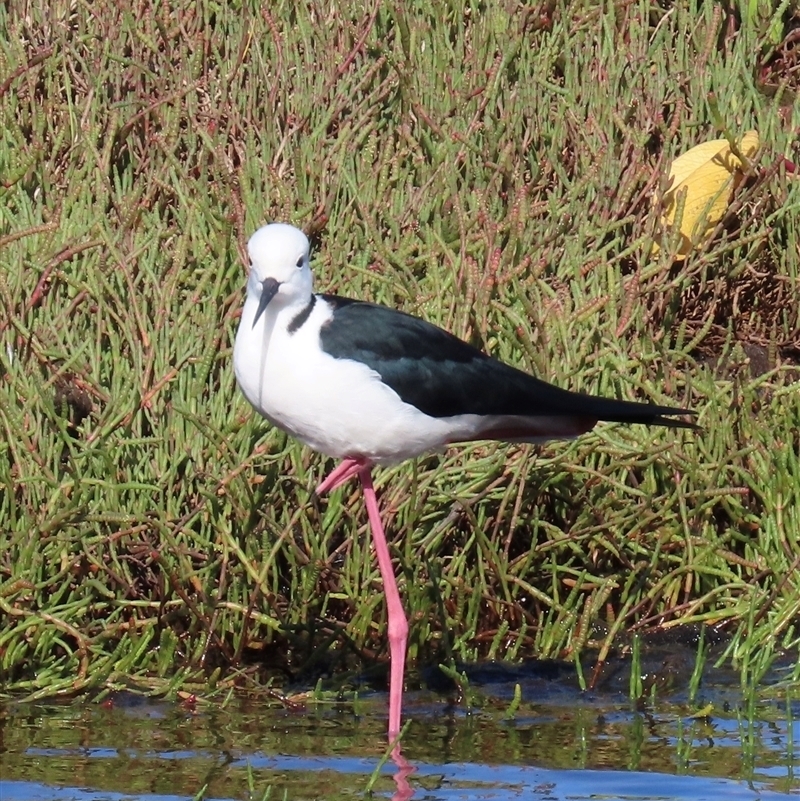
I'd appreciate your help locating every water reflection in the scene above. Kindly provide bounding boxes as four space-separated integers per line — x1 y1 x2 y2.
1 667 797 801
391 744 416 801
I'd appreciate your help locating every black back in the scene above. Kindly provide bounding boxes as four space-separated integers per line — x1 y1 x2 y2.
318 296 695 426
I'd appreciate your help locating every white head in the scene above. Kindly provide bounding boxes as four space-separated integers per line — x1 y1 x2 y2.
246 223 313 326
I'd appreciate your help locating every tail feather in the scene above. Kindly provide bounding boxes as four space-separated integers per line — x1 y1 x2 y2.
577 396 699 429
459 401 698 446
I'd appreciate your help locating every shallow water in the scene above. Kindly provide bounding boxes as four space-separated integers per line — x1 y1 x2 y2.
2 654 797 800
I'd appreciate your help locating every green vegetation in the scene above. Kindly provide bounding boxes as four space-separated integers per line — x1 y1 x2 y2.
1 1 799 704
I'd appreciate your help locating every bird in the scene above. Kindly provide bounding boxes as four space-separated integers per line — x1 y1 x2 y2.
233 222 697 741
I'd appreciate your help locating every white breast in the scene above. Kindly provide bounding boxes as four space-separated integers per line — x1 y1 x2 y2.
234 295 481 464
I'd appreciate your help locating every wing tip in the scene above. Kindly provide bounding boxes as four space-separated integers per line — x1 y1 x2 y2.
649 409 701 431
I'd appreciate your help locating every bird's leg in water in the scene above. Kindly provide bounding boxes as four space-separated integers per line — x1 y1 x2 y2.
315 457 408 739
358 465 408 740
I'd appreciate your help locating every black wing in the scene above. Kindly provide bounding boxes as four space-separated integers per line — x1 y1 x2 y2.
319 295 696 427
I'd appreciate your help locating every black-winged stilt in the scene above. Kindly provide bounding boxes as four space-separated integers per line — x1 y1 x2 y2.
234 222 697 739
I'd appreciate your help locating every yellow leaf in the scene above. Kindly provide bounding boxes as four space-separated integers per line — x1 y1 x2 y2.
655 130 759 259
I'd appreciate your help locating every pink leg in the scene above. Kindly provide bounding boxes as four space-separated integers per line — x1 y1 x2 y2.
358 466 408 740
316 456 365 495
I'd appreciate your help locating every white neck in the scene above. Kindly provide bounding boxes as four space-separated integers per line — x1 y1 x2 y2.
234 293 282 412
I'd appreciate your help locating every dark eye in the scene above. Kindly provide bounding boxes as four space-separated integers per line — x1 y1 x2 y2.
296 256 304 268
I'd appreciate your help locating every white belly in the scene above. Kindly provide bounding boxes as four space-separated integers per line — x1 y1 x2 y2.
234 297 479 464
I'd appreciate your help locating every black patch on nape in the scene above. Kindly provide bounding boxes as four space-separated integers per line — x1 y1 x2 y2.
288 294 317 334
